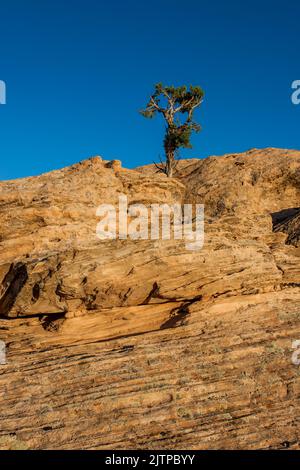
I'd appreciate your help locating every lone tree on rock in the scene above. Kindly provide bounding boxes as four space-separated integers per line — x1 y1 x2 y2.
140 83 204 177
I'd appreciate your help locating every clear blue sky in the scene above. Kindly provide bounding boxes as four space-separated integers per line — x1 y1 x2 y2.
0 0 299 180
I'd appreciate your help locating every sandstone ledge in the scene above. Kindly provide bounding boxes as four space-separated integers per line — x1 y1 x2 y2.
0 148 299 449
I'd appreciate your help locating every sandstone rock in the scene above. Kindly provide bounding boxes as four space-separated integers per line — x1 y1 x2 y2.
0 149 299 449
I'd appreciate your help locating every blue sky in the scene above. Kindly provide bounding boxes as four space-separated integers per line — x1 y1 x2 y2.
0 0 299 180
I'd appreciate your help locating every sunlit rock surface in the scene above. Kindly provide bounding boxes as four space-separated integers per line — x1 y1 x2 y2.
0 148 299 449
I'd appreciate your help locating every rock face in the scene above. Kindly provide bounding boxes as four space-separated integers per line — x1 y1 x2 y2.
0 148 299 450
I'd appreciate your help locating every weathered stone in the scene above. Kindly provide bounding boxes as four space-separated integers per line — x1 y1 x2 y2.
0 148 299 449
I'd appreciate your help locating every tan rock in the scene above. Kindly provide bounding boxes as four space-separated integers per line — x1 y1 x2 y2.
0 149 299 449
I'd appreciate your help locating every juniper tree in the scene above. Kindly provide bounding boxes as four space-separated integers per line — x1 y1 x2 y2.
140 83 204 177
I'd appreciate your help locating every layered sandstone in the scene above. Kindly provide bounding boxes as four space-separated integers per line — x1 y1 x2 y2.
0 148 299 449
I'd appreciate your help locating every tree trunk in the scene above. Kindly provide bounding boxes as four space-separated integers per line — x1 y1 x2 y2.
164 126 175 178
165 150 174 177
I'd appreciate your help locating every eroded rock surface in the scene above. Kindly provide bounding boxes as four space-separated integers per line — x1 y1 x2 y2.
0 148 299 449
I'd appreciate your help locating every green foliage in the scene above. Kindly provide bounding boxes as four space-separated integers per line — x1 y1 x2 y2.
140 82 204 176
140 108 155 119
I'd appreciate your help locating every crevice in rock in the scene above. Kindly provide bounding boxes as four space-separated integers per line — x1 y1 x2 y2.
31 283 40 303
141 282 198 305
271 207 300 247
0 309 67 336
0 262 28 316
39 312 66 332
160 295 202 330
280 282 300 289
142 282 160 304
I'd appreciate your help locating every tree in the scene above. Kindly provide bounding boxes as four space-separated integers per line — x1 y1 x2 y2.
140 83 204 177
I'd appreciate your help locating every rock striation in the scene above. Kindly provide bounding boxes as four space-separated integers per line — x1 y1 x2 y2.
0 148 299 449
